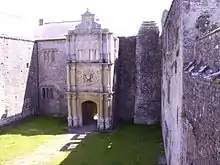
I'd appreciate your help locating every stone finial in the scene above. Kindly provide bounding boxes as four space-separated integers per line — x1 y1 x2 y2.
39 18 44 26
83 8 91 15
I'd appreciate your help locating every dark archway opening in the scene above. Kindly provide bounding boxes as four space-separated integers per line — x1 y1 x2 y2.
82 101 97 126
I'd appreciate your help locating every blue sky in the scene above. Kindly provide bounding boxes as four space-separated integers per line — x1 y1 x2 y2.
0 0 173 37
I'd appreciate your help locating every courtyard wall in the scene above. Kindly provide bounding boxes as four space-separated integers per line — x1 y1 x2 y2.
0 36 38 126
183 27 220 165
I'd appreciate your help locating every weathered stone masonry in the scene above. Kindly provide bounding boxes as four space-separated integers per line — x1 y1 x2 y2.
37 39 68 117
117 36 136 122
161 0 183 164
134 21 161 125
162 0 220 165
0 36 38 126
183 28 220 165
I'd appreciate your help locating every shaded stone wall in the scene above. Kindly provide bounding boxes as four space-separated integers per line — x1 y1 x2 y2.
117 36 136 122
37 39 67 117
162 0 220 164
0 36 38 126
161 0 184 164
181 1 220 164
183 74 220 165
182 29 220 165
134 22 161 125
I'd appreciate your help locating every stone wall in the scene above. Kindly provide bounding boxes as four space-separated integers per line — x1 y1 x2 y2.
181 1 220 164
134 21 161 125
161 0 184 164
0 36 38 126
37 39 67 117
182 0 220 63
183 74 220 165
117 36 136 122
182 28 220 165
162 0 220 164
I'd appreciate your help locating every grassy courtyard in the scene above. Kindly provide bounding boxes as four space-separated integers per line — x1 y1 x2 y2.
0 117 67 163
0 117 162 165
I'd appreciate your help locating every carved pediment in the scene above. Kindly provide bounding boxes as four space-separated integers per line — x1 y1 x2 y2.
74 9 101 34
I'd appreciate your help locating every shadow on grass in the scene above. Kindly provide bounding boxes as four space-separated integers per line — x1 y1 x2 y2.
59 123 162 165
0 116 68 136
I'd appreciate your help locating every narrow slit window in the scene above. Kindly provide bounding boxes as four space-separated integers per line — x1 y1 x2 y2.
42 88 46 99
51 50 55 62
46 88 49 98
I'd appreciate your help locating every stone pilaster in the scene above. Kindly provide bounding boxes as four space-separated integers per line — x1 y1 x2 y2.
77 97 83 127
102 33 108 62
99 33 103 62
66 64 71 91
98 95 104 130
67 93 73 127
108 34 111 63
71 34 76 62
71 93 78 127
104 94 110 129
103 64 109 92
70 64 76 92
65 34 71 62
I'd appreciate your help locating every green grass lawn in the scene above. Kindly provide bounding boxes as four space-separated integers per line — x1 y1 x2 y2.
54 123 162 165
0 116 67 164
0 117 162 165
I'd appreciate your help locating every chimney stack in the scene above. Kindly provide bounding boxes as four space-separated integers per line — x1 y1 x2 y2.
39 18 44 26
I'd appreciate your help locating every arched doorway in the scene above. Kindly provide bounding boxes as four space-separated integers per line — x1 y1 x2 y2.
82 101 97 126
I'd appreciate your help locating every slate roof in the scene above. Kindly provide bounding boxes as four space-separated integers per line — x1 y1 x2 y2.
34 20 81 40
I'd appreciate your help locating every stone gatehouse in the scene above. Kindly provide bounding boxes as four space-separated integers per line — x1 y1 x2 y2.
65 10 118 129
37 9 118 130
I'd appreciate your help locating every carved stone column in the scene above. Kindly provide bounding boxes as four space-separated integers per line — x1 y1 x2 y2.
104 94 110 129
99 33 103 62
102 64 109 92
65 34 71 62
77 97 83 127
66 64 71 92
70 64 76 92
72 34 76 62
102 33 108 62
71 93 78 127
67 93 73 127
108 94 113 128
98 95 104 130
108 34 111 63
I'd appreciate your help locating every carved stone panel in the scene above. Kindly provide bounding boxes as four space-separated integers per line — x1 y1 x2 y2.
76 64 102 87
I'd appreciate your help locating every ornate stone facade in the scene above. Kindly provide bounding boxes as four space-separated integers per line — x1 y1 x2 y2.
65 10 119 130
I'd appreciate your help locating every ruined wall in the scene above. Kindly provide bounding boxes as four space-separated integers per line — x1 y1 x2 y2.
0 36 38 126
37 39 67 117
134 22 161 125
182 29 220 165
117 36 136 121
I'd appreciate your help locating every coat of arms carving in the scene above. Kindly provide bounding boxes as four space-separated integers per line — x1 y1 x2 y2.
83 73 93 83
